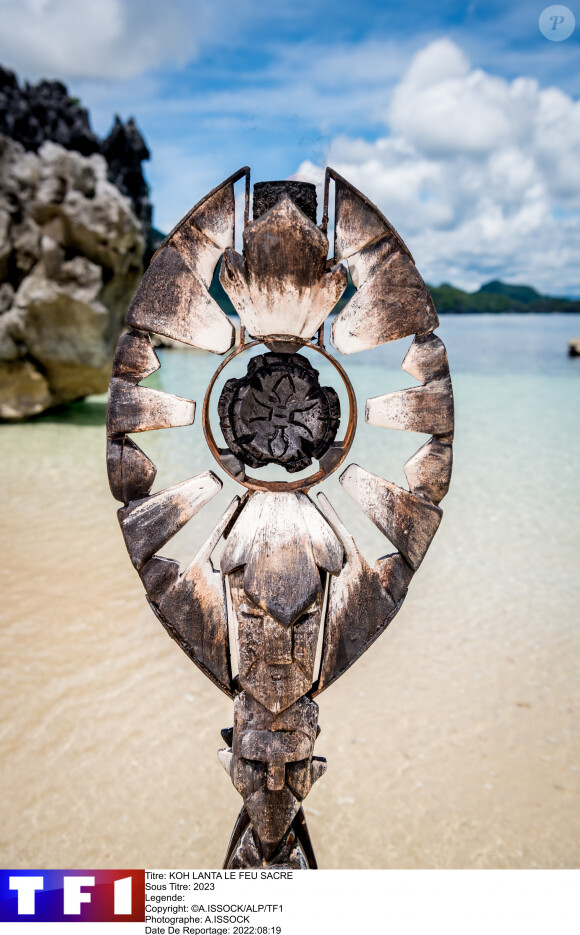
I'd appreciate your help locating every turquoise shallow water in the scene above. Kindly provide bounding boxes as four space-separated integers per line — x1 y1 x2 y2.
1 314 579 868
135 313 580 579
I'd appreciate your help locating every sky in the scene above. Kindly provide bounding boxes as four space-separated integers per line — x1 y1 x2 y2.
1 0 579 293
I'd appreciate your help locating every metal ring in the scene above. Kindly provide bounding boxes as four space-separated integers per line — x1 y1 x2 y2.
202 334 357 492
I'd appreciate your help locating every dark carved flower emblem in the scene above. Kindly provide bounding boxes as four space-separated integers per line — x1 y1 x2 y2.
218 352 340 473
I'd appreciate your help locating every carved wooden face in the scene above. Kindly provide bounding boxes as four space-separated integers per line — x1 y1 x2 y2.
230 692 321 858
229 569 323 714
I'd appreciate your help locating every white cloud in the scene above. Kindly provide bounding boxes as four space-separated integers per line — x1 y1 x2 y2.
0 0 212 80
298 39 580 293
390 40 530 157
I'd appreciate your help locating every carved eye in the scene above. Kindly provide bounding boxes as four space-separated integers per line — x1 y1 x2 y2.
285 759 310 798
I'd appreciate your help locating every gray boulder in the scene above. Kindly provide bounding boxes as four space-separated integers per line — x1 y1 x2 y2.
0 136 144 419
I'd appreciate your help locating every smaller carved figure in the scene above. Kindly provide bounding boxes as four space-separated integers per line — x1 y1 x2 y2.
219 693 326 867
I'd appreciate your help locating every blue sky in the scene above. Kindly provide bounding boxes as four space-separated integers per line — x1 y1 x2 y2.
1 0 579 292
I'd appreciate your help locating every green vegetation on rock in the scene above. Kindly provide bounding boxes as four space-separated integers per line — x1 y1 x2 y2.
428 280 580 314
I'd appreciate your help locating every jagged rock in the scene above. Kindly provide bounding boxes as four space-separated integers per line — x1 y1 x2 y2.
0 66 153 250
0 65 157 419
0 66 99 156
101 116 151 231
0 135 144 419
0 67 158 419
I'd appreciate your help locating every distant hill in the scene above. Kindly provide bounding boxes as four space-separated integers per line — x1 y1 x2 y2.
428 280 580 314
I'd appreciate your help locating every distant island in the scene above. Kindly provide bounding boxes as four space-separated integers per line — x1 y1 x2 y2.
426 280 580 314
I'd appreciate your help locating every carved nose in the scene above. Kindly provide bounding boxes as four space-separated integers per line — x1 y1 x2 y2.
263 620 292 664
267 760 286 791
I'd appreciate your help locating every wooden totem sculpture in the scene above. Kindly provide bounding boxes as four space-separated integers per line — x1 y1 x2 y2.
106 168 454 868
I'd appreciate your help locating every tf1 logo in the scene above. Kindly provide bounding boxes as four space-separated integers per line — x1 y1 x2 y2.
0 870 145 922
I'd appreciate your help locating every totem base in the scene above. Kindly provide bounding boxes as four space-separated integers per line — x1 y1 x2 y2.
223 807 317 869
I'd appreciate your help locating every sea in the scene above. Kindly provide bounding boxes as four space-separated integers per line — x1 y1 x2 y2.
1 313 579 869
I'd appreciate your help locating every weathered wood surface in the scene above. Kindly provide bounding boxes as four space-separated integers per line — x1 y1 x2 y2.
237 703 317 793
403 436 452 504
331 251 439 354
333 174 411 262
125 245 235 354
402 333 450 383
112 330 160 383
220 198 347 340
107 436 157 504
107 378 195 436
346 231 397 288
218 447 246 481
221 491 343 578
221 491 343 627
169 223 224 286
139 555 180 601
218 746 233 776
220 491 265 576
167 176 236 254
365 376 454 436
313 493 402 694
237 494 321 628
374 552 415 603
224 809 310 869
118 471 222 569
236 785 304 850
226 692 322 859
330 171 438 355
339 464 442 571
125 177 236 353
145 498 240 696
230 567 322 713
290 806 319 869
318 440 346 473
297 492 343 575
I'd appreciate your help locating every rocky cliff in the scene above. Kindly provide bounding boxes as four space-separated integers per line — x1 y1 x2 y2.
0 67 154 243
0 67 152 419
0 135 144 419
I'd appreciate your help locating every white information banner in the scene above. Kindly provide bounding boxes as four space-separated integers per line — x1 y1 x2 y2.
1 870 577 935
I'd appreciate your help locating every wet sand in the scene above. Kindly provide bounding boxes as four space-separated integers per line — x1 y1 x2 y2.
1 321 579 869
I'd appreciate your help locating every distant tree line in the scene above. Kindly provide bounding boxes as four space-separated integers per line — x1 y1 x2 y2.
427 280 580 314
